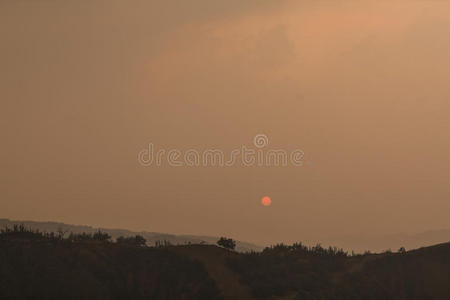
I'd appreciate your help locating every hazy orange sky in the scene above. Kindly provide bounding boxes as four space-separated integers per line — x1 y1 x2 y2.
1 0 450 245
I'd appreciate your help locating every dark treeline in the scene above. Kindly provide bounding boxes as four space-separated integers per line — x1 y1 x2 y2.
226 242 450 299
226 242 350 299
1 224 147 245
0 225 222 300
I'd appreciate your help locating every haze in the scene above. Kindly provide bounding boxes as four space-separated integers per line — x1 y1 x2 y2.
1 0 450 246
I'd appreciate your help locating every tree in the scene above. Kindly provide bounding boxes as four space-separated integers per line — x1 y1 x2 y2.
117 235 147 247
56 227 68 240
398 247 406 254
217 237 236 250
93 230 111 242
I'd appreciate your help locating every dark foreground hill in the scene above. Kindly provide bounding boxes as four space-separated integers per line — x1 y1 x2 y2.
0 226 449 300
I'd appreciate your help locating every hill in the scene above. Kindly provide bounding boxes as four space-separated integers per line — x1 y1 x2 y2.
0 218 262 252
0 225 449 300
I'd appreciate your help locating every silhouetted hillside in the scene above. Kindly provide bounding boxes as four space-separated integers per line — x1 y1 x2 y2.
0 225 222 300
1 225 449 300
0 219 262 252
226 243 450 299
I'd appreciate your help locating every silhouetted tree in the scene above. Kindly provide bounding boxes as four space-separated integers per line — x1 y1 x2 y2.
155 240 172 247
116 235 147 247
93 230 111 241
56 227 68 239
217 237 236 250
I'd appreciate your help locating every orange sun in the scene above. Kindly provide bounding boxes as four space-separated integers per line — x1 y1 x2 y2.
261 196 272 207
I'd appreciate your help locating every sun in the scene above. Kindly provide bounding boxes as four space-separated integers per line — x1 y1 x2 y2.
261 196 272 207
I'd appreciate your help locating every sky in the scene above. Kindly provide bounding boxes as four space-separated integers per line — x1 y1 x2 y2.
1 0 450 245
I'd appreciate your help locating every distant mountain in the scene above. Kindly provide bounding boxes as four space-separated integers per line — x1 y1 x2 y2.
0 218 262 252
